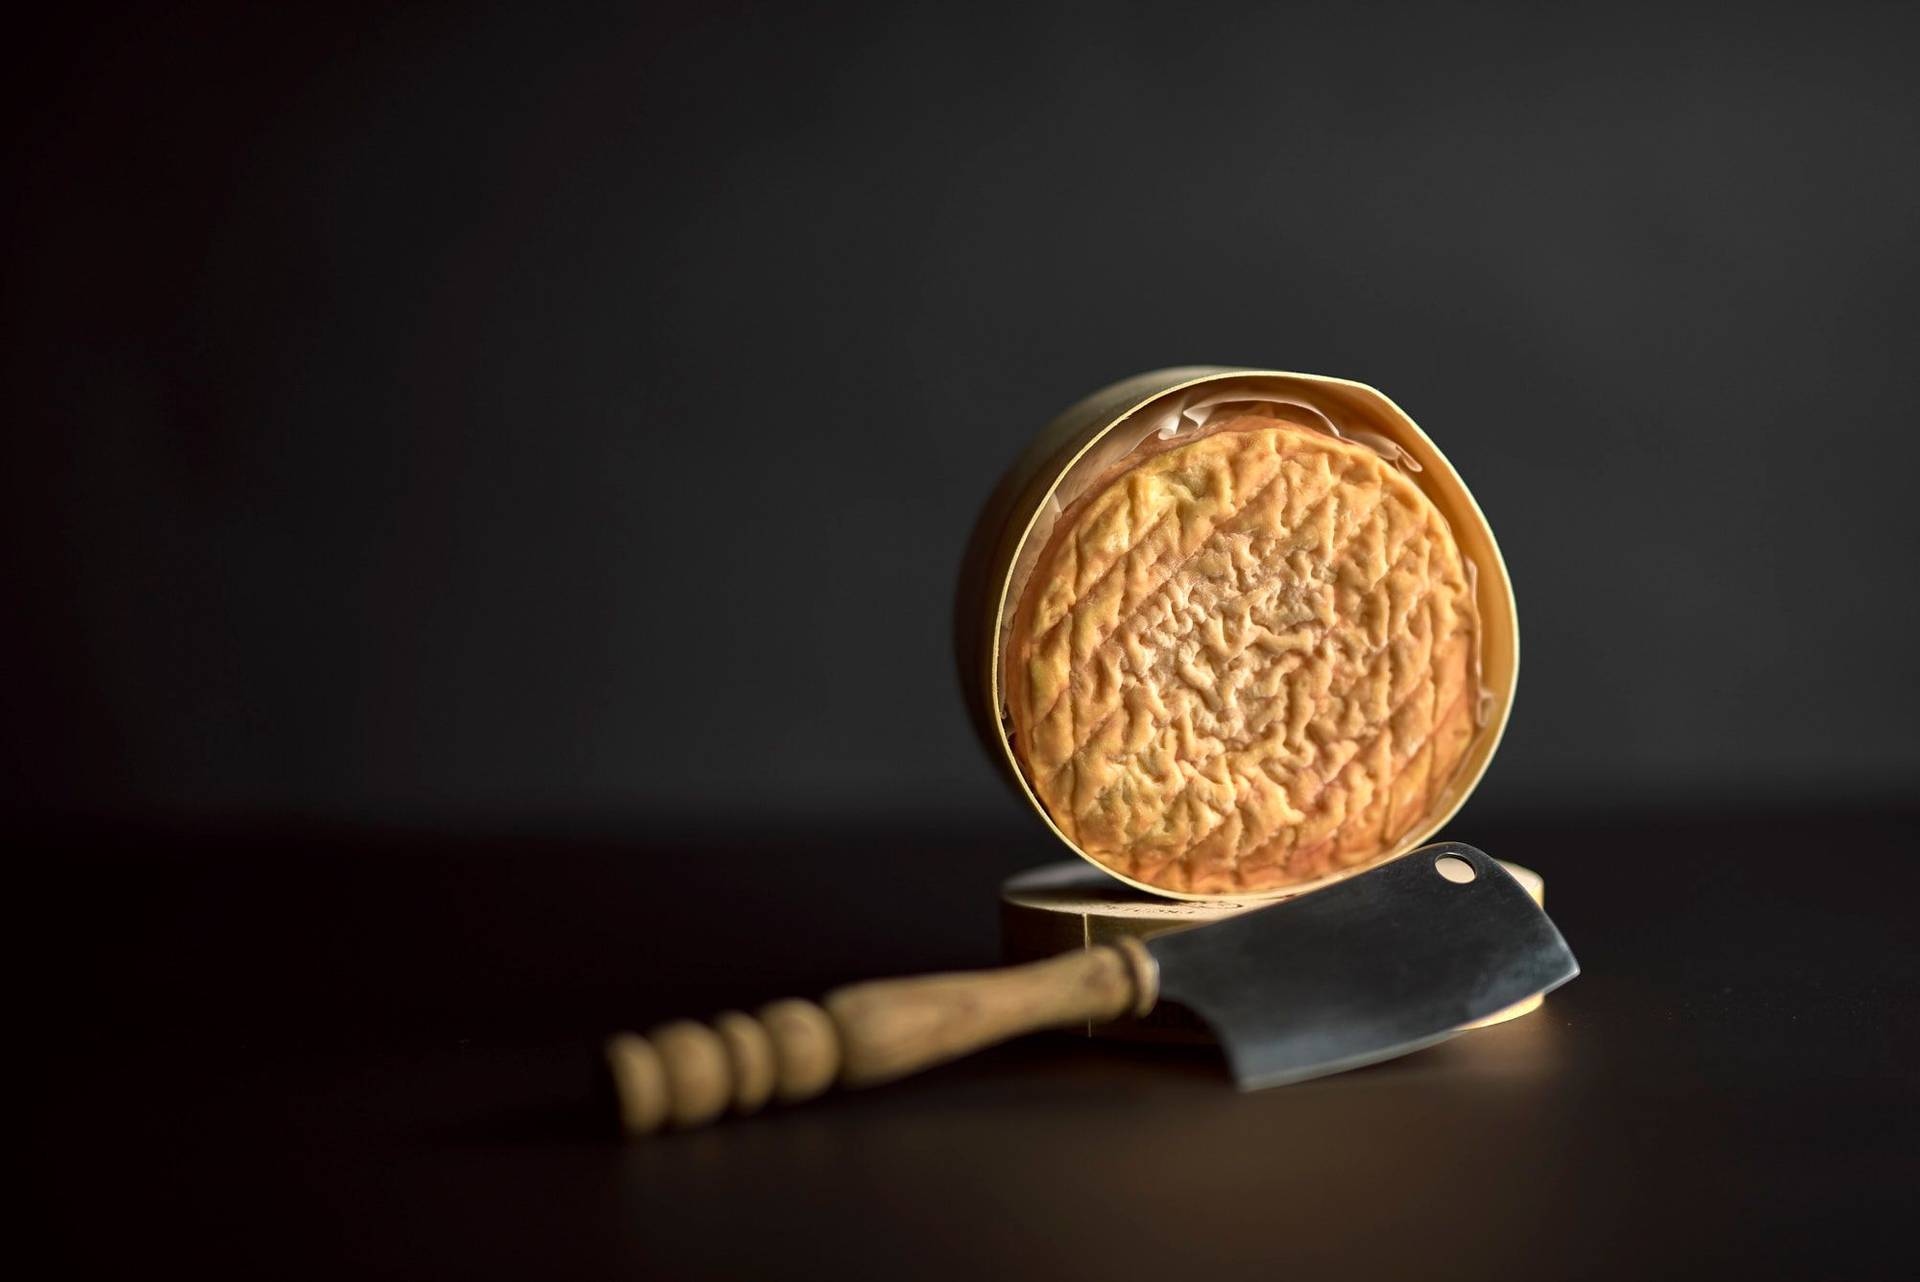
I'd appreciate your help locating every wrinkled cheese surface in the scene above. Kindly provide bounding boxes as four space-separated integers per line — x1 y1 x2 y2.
1006 415 1477 895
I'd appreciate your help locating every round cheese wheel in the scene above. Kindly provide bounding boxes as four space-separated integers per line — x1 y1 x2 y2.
1004 414 1478 896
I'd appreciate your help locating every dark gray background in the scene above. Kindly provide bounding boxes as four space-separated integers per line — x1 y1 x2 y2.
8 1 1918 827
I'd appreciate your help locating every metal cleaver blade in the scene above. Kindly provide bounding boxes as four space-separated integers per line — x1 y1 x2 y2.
1146 842 1578 1090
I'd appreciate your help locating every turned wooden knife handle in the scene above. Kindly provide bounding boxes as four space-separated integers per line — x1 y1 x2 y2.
605 939 1158 1135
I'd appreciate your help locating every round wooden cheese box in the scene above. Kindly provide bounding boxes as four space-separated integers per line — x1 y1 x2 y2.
957 368 1519 902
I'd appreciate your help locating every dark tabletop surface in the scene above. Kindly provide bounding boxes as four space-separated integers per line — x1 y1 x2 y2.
27 805 1918 1280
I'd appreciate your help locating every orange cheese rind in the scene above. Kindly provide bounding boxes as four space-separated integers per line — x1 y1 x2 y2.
1004 413 1478 896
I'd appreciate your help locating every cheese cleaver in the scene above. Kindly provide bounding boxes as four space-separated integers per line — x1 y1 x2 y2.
606 842 1577 1134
